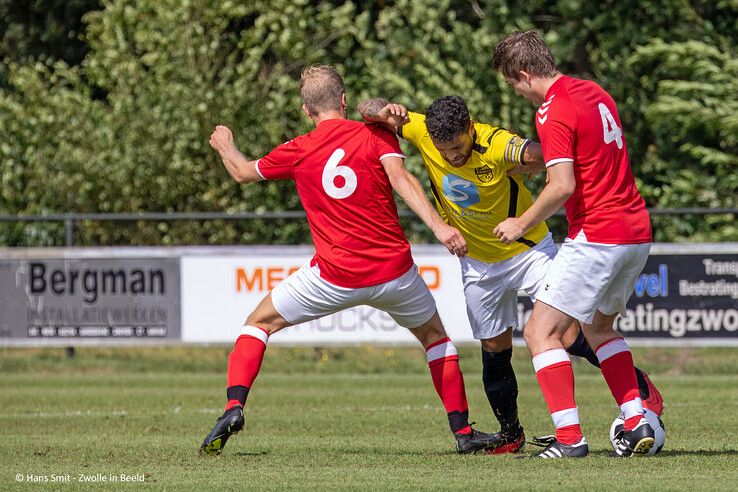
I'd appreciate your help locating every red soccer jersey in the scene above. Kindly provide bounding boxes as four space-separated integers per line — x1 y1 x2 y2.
535 76 652 244
256 119 413 288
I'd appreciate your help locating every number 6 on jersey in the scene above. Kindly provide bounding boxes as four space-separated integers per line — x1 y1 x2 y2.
322 148 358 199
598 103 623 149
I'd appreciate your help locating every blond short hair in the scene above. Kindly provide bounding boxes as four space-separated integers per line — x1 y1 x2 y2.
300 65 345 116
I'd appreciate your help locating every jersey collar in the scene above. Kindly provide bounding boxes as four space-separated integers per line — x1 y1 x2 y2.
544 75 569 102
471 127 487 154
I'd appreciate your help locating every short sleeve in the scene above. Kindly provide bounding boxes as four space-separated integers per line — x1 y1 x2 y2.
256 139 300 180
397 112 427 147
536 103 575 168
485 127 532 171
372 126 405 161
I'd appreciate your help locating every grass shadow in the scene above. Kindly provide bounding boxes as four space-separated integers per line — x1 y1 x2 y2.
655 449 738 457
336 448 478 457
233 450 270 457
582 448 738 458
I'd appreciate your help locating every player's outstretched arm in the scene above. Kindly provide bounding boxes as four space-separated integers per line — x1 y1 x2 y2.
381 155 468 257
357 99 410 134
209 125 264 184
507 142 546 176
494 160 575 244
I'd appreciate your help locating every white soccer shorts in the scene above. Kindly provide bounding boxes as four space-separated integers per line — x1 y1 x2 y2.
460 233 557 340
535 230 651 324
270 262 437 329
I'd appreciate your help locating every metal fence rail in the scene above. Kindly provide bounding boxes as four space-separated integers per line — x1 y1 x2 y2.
1 208 735 246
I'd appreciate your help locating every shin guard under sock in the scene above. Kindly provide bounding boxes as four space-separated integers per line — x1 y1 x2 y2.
225 325 269 410
532 349 582 445
481 348 519 432
426 338 471 434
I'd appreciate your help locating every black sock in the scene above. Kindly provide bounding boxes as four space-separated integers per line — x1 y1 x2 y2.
448 409 470 434
481 348 519 432
226 385 249 406
566 329 601 368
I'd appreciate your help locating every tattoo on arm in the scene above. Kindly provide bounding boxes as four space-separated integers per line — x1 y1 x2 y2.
357 98 389 120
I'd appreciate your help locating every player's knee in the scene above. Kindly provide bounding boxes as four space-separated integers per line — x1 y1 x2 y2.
589 311 619 331
481 346 514 383
480 331 513 353
581 313 618 344
523 322 559 348
244 312 279 335
524 309 572 347
522 326 536 347
410 313 447 347
480 338 499 352
245 310 260 325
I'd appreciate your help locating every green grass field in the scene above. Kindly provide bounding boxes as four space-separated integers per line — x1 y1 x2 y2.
1 346 737 490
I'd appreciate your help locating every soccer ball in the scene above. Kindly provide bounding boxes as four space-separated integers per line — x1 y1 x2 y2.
609 408 666 455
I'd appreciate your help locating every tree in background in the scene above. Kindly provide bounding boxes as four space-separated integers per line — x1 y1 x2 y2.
535 0 737 242
628 39 737 241
2 0 363 245
0 0 100 65
0 0 735 246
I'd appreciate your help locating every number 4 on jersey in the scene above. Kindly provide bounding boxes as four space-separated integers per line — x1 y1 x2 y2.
598 103 623 149
322 148 357 199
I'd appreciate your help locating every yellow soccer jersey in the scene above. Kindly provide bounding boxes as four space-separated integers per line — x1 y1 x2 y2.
399 112 548 263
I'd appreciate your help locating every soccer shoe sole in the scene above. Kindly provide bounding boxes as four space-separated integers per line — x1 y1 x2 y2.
200 436 230 456
631 436 655 455
199 427 241 456
198 411 245 456
612 435 655 458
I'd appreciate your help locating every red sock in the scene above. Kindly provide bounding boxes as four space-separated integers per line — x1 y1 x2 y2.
426 338 471 434
532 349 582 445
225 325 269 411
595 337 643 430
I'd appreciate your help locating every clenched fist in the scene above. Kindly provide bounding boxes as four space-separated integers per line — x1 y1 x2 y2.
209 125 235 155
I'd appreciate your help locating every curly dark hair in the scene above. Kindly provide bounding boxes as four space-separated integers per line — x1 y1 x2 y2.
425 96 470 143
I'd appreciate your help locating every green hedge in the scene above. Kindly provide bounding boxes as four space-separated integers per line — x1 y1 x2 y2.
1 0 735 246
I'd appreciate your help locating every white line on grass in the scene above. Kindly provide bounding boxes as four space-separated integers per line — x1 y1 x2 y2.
0 410 129 419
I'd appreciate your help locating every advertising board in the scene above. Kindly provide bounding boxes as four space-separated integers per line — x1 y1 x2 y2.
0 251 181 346
181 244 738 346
2 244 735 346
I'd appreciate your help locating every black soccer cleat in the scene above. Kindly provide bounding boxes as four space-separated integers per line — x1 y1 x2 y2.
484 424 526 455
455 427 503 454
612 416 655 457
528 435 589 459
199 405 245 456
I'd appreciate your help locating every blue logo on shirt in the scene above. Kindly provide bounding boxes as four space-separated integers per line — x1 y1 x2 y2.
442 174 480 208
